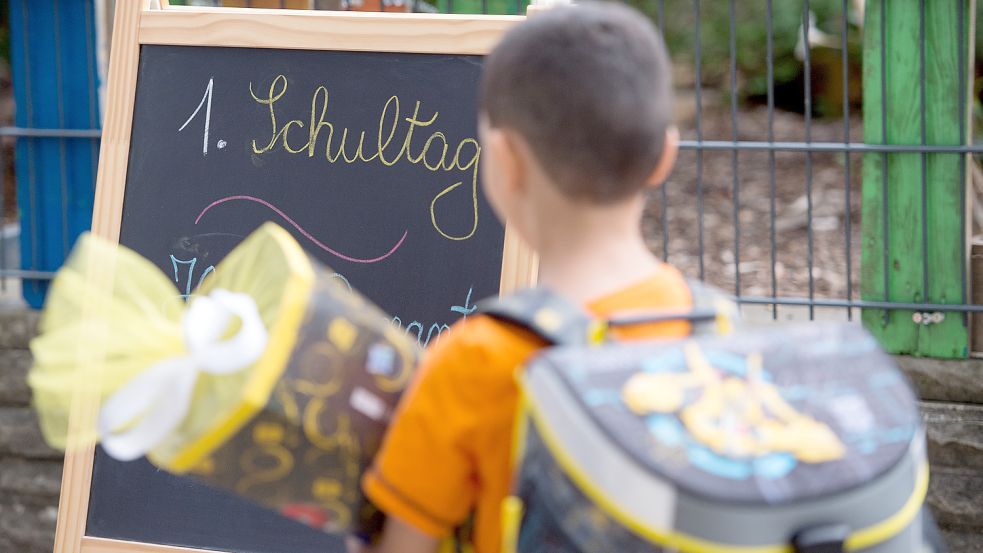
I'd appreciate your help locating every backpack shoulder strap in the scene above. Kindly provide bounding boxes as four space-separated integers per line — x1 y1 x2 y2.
478 279 740 345
685 278 741 335
476 287 596 346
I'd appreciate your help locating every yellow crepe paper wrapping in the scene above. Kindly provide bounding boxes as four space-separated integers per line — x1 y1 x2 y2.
28 222 419 536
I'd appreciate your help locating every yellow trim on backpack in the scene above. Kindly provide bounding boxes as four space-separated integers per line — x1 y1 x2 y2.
510 401 530 471
517 385 929 553
501 495 525 553
846 460 929 550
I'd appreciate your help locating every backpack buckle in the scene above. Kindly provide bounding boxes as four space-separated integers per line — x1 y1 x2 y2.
712 298 735 335
792 524 850 553
587 320 608 345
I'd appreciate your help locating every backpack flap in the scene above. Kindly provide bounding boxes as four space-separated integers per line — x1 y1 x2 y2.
513 322 928 553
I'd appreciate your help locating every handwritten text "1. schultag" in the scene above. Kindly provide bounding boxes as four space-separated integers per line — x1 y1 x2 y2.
250 75 481 241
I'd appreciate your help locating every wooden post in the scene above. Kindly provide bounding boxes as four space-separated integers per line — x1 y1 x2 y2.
861 0 975 358
972 239 983 354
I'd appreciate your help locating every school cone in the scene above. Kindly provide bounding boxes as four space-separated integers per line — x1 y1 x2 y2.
28 222 418 539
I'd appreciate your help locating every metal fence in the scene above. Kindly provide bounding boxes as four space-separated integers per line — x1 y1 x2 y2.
636 0 977 358
2 0 102 308
2 0 980 356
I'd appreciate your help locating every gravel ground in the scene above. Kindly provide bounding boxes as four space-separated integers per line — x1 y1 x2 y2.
643 91 865 309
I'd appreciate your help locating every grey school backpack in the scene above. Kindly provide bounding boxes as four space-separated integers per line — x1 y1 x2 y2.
481 282 943 553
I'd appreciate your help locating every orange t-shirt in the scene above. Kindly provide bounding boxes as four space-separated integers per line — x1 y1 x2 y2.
362 265 692 553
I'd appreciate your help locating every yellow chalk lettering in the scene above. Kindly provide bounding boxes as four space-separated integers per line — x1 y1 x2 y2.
355 131 378 164
421 132 449 171
402 101 438 164
308 86 333 158
377 95 401 166
249 74 289 154
453 138 481 173
430 177 478 241
282 119 308 154
247 77 483 241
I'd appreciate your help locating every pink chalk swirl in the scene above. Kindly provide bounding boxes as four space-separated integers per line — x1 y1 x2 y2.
195 195 407 264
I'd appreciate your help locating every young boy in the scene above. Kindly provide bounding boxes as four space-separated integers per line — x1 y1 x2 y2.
362 4 690 552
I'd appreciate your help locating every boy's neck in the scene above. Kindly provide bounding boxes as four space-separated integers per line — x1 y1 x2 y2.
532 195 662 305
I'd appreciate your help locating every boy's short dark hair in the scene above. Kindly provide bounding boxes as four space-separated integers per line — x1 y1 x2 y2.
480 2 673 203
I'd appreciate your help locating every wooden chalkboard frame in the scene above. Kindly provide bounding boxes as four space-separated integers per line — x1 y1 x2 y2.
59 3 537 553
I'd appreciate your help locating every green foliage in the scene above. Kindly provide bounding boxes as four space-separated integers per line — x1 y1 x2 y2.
630 1 854 96
616 0 864 116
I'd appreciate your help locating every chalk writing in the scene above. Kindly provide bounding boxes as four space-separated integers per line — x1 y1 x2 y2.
179 78 214 156
329 272 353 292
329 270 476 348
195 195 407 264
450 286 477 317
170 255 215 300
248 76 481 241
391 286 476 348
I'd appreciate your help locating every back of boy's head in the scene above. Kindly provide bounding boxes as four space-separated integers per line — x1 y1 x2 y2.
480 2 673 204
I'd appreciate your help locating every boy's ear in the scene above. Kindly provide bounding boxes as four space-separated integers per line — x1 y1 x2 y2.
646 126 679 188
487 126 526 197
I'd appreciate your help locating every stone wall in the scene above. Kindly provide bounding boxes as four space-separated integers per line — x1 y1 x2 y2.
900 357 983 551
0 307 980 552
0 309 60 553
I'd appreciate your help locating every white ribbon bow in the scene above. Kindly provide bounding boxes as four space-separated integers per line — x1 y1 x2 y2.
99 289 268 461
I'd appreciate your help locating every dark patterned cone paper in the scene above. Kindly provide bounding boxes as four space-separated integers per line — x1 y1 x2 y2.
177 272 417 536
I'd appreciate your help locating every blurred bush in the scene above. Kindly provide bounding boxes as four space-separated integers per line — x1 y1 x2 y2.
84 1 983 121
623 0 862 117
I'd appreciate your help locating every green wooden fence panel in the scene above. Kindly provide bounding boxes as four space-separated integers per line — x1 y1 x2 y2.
861 0 974 358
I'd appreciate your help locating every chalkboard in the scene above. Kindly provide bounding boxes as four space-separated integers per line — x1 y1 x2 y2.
62 6 533 553
123 46 501 348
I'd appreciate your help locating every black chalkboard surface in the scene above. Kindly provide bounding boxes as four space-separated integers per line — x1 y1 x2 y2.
86 44 505 553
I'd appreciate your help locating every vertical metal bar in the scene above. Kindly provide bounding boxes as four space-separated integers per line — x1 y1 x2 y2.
84 0 101 239
84 0 98 140
958 0 968 325
880 0 891 322
658 0 668 262
842 0 853 320
919 0 929 304
481 0 487 15
0 142 6 292
0 0 10 290
280 0 286 8
694 0 705 281
53 2 70 257
767 0 777 319
803 0 815 320
20 2 38 296
729 0 740 297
